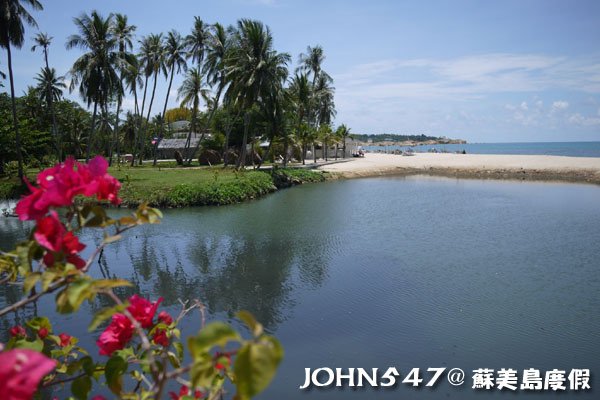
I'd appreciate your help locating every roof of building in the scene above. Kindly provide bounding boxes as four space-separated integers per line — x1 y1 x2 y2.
157 138 200 149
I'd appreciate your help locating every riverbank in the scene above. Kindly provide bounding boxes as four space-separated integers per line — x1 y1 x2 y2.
0 167 326 207
316 153 600 184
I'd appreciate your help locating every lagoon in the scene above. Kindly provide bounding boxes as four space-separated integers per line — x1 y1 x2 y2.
1 176 599 398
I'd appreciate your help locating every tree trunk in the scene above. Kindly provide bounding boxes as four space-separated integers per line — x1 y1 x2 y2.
343 139 346 159
86 100 98 162
334 144 338 160
154 65 176 166
6 45 24 182
237 112 250 170
109 98 122 167
133 75 149 166
313 143 316 163
130 88 140 167
142 69 158 165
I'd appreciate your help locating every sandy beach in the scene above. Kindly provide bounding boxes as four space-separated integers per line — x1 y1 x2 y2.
315 153 600 184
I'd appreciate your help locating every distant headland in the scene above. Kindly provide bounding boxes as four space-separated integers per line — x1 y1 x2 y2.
352 134 467 147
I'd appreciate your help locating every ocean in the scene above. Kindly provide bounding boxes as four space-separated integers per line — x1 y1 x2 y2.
364 141 600 157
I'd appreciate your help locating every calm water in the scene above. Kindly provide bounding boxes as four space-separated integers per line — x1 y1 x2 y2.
365 141 600 157
1 177 600 399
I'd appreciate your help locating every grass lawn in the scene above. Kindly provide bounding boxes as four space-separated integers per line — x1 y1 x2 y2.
1 164 326 207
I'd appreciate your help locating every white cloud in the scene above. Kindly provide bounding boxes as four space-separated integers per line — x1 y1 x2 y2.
552 100 569 111
568 113 600 126
520 101 528 111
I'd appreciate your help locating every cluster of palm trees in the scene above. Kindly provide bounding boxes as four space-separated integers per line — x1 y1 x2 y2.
2 0 352 180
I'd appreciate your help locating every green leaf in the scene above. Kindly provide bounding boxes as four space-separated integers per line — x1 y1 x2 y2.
105 355 128 395
23 272 41 294
234 336 283 399
41 270 59 291
71 375 92 400
188 322 241 360
88 303 127 332
103 234 122 244
189 354 215 388
56 278 95 314
92 279 133 290
13 338 44 352
237 310 263 338
26 316 52 332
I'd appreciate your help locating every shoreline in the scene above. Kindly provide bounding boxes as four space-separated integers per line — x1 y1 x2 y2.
316 153 600 185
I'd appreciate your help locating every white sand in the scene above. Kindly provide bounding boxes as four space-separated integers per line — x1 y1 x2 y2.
314 153 600 181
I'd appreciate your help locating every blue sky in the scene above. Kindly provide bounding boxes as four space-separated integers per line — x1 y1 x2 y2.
2 0 600 142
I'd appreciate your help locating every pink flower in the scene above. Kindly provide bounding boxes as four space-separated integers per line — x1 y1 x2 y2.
37 328 48 340
96 314 134 356
15 157 122 221
158 311 173 325
58 333 72 347
9 326 26 338
152 329 169 347
169 385 204 400
127 295 163 328
0 349 57 400
34 212 65 252
91 396 107 400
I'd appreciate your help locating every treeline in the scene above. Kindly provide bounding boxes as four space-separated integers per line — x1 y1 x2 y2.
351 133 442 143
1 1 354 181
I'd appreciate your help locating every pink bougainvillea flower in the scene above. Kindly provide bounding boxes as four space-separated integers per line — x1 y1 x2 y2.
214 352 232 370
58 333 72 347
91 396 107 400
37 328 49 340
9 326 26 338
0 349 57 400
96 314 134 356
157 311 173 326
169 385 204 400
15 156 122 221
33 212 65 252
127 295 163 328
152 329 169 347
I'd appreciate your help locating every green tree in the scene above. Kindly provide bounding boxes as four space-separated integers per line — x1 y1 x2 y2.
336 123 351 158
31 31 62 160
178 67 209 161
109 13 136 166
225 19 290 168
0 0 43 181
154 30 187 165
67 10 119 161
137 33 165 164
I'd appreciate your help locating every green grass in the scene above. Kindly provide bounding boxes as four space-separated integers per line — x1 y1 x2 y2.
0 165 327 207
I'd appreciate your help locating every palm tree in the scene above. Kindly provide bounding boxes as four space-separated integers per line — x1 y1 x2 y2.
178 67 209 161
153 30 187 165
318 124 333 161
314 73 336 127
224 19 290 168
186 16 209 68
122 58 143 166
109 13 136 166
67 11 119 162
0 0 43 181
336 123 351 158
137 33 164 164
298 45 325 87
184 23 232 165
34 67 66 102
288 72 312 163
31 31 62 160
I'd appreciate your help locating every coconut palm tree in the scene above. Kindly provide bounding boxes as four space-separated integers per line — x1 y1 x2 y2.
34 67 66 103
137 33 164 164
109 13 136 166
67 11 119 162
186 16 209 68
178 67 209 161
224 19 290 168
336 123 351 158
153 30 187 165
122 58 143 166
203 23 229 117
31 32 62 160
314 73 336 127
288 72 312 163
0 0 43 181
